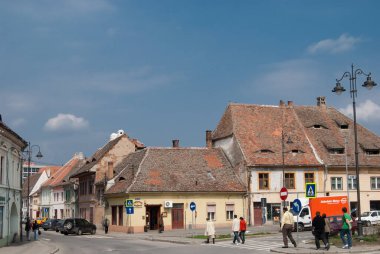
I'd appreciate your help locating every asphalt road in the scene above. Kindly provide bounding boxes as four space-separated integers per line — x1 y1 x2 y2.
40 230 313 254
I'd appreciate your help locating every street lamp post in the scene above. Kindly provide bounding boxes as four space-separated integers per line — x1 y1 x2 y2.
282 130 293 206
332 64 377 237
24 142 43 221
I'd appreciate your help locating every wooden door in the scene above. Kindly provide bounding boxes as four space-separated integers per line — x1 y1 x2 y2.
172 203 184 229
253 202 263 226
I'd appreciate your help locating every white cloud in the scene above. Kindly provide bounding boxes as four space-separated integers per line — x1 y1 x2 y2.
307 34 361 54
44 114 89 132
339 99 380 122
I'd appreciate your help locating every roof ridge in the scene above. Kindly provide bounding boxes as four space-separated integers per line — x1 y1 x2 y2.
126 148 150 193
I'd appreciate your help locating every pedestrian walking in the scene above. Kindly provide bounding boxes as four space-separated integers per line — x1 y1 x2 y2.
103 217 109 234
158 213 164 233
281 207 296 248
340 207 353 249
239 217 247 244
312 211 329 250
232 215 240 245
25 217 31 241
32 220 39 240
204 217 215 244
322 213 331 244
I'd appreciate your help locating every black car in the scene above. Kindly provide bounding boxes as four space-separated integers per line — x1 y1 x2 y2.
42 219 60 231
61 218 96 235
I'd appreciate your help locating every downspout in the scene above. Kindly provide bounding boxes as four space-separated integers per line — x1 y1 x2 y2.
247 167 252 226
324 165 328 195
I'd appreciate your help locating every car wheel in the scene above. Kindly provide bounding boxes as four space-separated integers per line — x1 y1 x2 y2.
44 228 47 231
64 232 68 235
77 229 82 235
297 223 304 232
91 229 96 235
66 222 73 230
56 229 59 232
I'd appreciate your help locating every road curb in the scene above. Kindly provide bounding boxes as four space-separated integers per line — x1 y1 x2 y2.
270 247 380 254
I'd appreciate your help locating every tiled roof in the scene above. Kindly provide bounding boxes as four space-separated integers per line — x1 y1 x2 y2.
22 173 41 198
106 147 246 194
37 166 61 174
213 103 321 167
42 155 85 188
295 106 380 166
0 119 27 149
213 101 380 167
71 134 144 178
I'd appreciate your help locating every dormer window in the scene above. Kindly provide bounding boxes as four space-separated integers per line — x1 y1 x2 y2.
328 148 344 154
365 149 380 156
259 149 274 154
340 124 349 129
313 125 322 129
118 177 126 181
291 149 303 154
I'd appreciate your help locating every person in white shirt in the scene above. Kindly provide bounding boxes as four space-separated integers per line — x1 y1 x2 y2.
204 217 216 244
232 215 240 245
281 207 297 248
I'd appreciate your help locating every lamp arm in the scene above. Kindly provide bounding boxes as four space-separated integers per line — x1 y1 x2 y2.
336 71 351 83
354 69 371 77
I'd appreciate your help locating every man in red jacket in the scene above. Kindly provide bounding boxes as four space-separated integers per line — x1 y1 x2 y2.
239 217 247 244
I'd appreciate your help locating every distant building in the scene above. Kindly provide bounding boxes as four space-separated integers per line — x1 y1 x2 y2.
22 162 47 181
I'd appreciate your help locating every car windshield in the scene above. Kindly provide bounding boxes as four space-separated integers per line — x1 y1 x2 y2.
362 212 371 217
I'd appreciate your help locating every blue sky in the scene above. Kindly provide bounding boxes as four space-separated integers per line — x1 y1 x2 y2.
1 0 380 165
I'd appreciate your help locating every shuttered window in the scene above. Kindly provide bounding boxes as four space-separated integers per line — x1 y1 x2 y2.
226 203 234 220
207 204 216 220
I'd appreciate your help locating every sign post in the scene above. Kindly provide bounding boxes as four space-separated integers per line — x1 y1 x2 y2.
292 196 302 244
190 202 196 229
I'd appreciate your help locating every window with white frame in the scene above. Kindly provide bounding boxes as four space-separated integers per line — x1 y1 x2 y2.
207 204 216 220
331 177 343 190
348 175 357 190
226 203 234 220
370 177 380 189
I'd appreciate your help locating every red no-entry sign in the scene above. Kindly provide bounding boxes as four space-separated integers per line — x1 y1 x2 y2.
280 187 288 201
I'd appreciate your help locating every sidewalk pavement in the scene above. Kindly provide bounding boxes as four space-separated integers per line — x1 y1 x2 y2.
3 239 59 254
270 242 380 254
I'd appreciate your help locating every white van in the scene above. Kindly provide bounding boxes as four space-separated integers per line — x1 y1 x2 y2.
360 211 380 226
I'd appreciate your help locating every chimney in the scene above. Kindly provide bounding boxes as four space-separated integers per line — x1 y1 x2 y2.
279 100 285 107
206 130 213 148
172 139 179 148
0 114 2 122
317 96 326 108
287 101 294 107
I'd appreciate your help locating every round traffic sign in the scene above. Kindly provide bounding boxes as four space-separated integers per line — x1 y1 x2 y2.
292 199 302 213
280 187 288 201
190 202 196 211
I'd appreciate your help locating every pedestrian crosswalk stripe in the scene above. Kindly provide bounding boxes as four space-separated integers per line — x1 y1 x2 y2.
204 240 283 252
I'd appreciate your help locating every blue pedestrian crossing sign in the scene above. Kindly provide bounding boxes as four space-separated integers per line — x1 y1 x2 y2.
305 183 317 198
126 207 134 214
125 199 134 207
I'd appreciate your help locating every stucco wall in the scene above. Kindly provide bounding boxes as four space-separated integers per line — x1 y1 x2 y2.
105 193 245 233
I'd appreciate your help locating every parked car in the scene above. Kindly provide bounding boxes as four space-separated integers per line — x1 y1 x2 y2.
61 218 96 235
42 219 60 231
328 216 357 236
55 219 64 232
360 211 380 226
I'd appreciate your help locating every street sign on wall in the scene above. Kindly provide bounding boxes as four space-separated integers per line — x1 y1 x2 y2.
126 207 134 214
125 199 134 207
190 202 196 211
292 199 302 213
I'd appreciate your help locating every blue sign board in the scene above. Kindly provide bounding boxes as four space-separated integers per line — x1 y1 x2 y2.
125 199 134 207
126 207 134 214
292 199 302 213
305 183 317 198
190 202 196 211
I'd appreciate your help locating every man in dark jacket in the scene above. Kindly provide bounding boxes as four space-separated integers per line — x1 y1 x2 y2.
312 211 329 250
